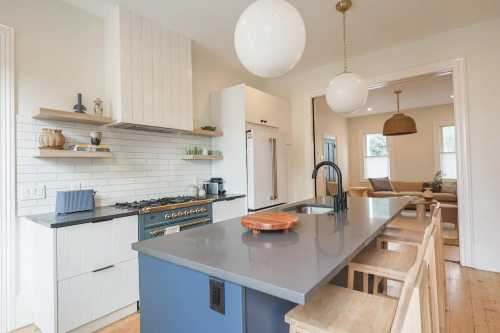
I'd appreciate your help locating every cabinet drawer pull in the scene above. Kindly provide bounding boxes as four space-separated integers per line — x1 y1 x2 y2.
92 265 114 273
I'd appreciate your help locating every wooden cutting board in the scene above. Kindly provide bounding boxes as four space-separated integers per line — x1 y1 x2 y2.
241 212 299 234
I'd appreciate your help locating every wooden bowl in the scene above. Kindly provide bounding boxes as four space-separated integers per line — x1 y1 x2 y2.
241 212 299 234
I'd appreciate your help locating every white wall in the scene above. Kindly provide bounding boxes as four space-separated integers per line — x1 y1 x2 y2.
192 44 263 128
347 104 454 186
261 18 500 272
0 0 260 329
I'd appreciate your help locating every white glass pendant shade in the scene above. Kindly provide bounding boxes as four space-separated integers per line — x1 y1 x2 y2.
234 0 306 78
326 72 368 113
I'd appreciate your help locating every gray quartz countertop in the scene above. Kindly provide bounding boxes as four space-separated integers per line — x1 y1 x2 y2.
24 194 246 228
206 193 246 202
132 196 411 304
25 206 139 228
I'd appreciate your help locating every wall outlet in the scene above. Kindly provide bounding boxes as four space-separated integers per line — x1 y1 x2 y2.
80 181 95 190
20 185 46 201
70 182 81 191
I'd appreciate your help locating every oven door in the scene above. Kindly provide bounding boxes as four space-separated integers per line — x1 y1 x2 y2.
146 217 211 239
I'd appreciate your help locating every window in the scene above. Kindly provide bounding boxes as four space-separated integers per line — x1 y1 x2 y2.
364 133 390 179
323 138 336 181
440 125 457 179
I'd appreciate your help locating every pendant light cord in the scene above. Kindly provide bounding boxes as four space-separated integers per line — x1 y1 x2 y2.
342 11 348 72
395 90 402 113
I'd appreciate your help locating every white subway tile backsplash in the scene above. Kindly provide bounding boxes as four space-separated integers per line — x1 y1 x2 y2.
16 115 212 216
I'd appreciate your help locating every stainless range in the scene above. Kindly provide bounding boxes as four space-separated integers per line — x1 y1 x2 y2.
115 196 213 240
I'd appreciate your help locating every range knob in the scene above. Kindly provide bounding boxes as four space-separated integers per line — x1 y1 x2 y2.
189 209 195 215
172 212 178 218
164 213 171 220
201 207 208 213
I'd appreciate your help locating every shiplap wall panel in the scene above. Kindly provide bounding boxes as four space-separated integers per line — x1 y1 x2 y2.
113 9 193 131
169 33 179 128
130 12 143 124
161 29 171 127
152 24 163 125
119 8 132 123
16 113 211 216
142 18 153 125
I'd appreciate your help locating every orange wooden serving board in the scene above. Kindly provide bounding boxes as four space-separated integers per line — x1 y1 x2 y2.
241 212 299 234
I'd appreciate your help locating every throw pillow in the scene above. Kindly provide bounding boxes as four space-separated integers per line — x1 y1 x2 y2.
368 177 394 192
441 182 457 194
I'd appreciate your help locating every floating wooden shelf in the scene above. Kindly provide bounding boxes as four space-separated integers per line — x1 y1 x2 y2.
190 129 223 137
182 155 223 161
35 150 113 159
34 108 113 125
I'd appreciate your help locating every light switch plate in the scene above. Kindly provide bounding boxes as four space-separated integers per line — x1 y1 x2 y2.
20 184 46 201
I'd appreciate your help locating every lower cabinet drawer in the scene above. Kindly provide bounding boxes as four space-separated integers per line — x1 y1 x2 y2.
58 258 138 332
56 215 138 281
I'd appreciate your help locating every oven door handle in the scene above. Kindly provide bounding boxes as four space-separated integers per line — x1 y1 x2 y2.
148 218 211 238
179 217 211 230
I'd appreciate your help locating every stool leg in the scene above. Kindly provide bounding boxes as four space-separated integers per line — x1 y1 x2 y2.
377 239 388 294
347 267 354 290
363 273 369 293
374 276 381 295
376 238 384 249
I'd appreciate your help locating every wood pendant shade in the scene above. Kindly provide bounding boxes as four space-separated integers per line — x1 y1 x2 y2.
383 90 417 136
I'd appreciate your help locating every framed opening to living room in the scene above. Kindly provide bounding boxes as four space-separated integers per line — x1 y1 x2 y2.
306 58 473 267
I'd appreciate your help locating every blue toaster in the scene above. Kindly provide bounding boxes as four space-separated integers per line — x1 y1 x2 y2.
56 190 95 214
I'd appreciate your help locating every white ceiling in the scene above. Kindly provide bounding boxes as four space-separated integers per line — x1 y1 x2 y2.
64 0 500 75
346 72 454 117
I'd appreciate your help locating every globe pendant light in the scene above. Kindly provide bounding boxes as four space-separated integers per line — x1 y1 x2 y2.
383 90 417 136
234 0 306 78
326 0 368 113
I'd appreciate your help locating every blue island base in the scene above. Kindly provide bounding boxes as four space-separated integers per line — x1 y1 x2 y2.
139 254 296 333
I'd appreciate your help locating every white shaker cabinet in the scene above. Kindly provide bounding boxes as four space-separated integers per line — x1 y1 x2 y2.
244 85 292 144
27 215 139 333
211 85 292 207
212 198 247 223
106 6 193 131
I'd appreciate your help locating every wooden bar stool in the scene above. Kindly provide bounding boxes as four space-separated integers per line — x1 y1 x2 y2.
347 206 440 295
378 200 440 250
285 217 436 333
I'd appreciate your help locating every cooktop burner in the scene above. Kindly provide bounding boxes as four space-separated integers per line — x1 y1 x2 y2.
115 196 199 209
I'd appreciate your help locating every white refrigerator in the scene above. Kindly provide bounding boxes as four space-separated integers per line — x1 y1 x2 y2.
246 124 288 211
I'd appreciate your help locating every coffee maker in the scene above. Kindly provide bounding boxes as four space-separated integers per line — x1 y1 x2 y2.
209 178 226 196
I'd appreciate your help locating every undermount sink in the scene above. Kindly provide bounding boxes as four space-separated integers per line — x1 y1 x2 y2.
284 205 333 215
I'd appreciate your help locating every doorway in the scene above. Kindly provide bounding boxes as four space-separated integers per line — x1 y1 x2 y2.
312 96 348 198
307 59 472 267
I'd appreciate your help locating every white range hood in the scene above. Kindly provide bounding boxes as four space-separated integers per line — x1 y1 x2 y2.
105 6 194 133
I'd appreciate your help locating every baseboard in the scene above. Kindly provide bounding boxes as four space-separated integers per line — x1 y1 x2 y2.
69 303 138 333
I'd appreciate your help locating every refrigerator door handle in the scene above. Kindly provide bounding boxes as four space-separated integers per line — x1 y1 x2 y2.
270 137 278 201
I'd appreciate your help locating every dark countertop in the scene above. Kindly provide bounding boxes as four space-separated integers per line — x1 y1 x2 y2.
25 205 139 228
206 193 246 202
24 194 246 228
132 196 411 304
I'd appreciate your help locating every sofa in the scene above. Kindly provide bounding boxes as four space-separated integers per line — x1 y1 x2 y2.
367 180 458 205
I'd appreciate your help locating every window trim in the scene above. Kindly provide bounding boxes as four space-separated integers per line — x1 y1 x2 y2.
361 132 391 182
434 121 456 180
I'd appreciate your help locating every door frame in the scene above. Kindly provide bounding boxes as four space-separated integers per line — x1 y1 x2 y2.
0 24 16 332
305 58 473 267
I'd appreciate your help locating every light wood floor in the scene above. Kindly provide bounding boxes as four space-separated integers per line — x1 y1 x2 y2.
12 262 500 333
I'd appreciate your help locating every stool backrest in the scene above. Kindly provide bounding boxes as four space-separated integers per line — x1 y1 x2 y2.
390 204 441 333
